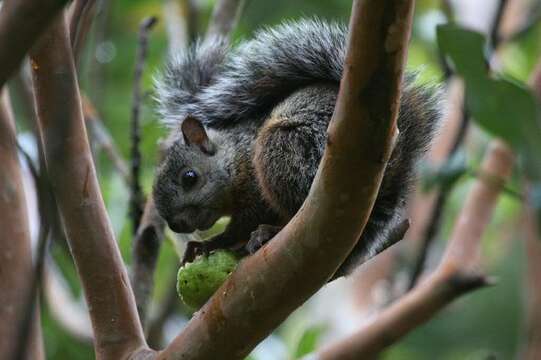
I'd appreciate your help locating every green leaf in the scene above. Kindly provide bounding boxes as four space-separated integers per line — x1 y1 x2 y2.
293 325 326 359
437 24 541 179
437 24 487 79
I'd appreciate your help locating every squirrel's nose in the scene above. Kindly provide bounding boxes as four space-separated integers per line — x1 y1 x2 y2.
168 217 194 233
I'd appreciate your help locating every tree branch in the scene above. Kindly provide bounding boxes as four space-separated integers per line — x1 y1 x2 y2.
408 0 510 288
162 0 189 54
206 0 246 39
82 94 132 184
517 54 541 360
0 0 69 88
158 1 414 358
132 195 166 329
29 13 151 359
146 271 184 349
130 16 157 235
68 0 98 64
0 88 44 360
316 140 514 359
522 205 541 360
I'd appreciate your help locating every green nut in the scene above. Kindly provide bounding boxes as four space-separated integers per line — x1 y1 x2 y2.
177 250 239 310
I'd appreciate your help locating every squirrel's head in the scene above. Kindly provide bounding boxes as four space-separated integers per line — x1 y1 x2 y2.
153 117 232 233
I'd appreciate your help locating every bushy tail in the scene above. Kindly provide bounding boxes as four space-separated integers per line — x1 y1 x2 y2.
155 19 347 127
155 18 442 145
154 36 229 126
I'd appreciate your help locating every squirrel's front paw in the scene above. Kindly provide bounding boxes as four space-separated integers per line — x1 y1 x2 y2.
246 225 282 254
181 241 212 266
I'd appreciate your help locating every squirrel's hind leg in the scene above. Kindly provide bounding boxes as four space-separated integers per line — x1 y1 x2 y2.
245 224 282 254
252 84 335 220
253 118 324 219
246 85 334 255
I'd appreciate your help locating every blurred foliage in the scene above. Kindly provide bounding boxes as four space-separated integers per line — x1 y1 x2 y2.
292 325 327 359
438 24 541 180
12 0 541 359
420 150 468 192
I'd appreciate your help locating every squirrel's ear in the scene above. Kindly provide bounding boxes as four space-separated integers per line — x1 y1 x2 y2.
181 116 216 155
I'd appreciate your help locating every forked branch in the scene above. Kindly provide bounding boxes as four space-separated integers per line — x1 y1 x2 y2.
316 140 514 359
29 13 150 360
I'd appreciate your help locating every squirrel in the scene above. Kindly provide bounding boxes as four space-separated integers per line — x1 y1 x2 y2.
153 19 442 277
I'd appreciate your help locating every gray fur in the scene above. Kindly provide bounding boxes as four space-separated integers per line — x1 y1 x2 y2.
155 19 346 127
153 19 443 276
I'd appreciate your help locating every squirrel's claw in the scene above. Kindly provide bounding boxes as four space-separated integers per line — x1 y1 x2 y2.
181 241 211 266
246 225 282 254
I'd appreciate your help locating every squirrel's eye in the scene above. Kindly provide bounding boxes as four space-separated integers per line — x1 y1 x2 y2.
181 169 198 189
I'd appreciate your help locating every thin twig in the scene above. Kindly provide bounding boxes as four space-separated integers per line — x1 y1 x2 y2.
147 271 184 348
82 94 131 184
490 0 509 50
206 0 246 39
130 16 157 235
68 0 98 64
131 195 166 329
183 0 200 44
87 0 111 109
406 108 468 289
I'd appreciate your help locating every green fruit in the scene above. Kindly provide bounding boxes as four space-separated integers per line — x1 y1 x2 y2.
176 250 239 309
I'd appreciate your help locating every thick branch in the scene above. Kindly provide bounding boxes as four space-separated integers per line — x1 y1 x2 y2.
0 89 44 360
206 0 246 39
0 0 69 88
316 140 514 359
158 1 414 359
29 14 150 359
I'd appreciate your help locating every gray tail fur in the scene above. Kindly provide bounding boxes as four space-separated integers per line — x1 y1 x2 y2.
155 19 348 127
154 36 229 126
155 18 442 151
